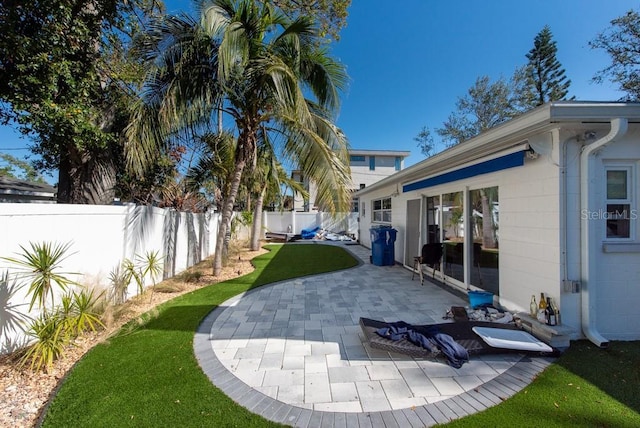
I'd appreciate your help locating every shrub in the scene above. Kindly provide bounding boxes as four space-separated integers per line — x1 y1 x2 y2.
19 312 67 373
108 264 130 305
1 241 77 312
178 270 202 283
66 289 105 336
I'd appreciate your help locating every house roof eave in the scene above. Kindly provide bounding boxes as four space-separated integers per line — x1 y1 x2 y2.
354 101 640 198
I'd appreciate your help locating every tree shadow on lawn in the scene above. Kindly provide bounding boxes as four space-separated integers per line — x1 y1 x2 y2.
138 243 359 334
555 340 640 414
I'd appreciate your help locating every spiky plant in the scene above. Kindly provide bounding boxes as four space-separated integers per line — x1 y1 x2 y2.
19 312 67 373
136 250 163 303
122 258 144 296
1 241 77 312
67 288 105 335
108 263 131 304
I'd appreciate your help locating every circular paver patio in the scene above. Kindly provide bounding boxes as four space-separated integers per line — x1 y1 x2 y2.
194 242 554 427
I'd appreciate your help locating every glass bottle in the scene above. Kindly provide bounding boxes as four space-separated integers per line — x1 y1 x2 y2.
537 293 547 323
546 297 557 326
529 295 537 318
550 297 561 325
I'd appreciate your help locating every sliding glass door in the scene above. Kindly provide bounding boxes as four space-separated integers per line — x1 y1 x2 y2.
442 191 464 283
469 187 499 294
423 187 499 295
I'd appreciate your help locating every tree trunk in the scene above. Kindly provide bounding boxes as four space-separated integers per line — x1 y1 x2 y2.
250 187 266 251
213 157 246 276
57 143 116 204
213 118 259 275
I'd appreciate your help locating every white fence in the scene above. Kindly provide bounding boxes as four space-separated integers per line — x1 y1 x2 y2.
262 211 359 239
0 203 218 353
0 204 357 353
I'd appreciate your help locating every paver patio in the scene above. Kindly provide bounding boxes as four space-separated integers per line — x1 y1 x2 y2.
194 242 554 427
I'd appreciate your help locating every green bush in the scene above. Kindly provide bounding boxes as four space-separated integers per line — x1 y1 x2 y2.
1 241 77 312
19 312 67 372
66 289 105 336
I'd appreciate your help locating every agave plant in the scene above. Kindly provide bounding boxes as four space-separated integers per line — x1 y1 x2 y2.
19 312 67 373
68 288 105 335
136 250 163 303
1 241 78 313
122 258 144 295
108 264 131 305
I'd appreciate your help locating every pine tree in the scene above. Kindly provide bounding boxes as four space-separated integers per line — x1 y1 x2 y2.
520 25 571 108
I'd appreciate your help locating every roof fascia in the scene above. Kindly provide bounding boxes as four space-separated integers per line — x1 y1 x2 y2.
355 105 552 196
354 102 640 197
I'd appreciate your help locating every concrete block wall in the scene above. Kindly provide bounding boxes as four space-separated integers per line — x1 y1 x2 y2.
0 203 218 353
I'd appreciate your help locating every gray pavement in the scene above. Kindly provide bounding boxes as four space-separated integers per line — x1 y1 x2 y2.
194 242 554 427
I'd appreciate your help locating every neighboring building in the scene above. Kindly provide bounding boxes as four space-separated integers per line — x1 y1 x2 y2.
0 176 56 203
355 102 640 343
292 149 410 212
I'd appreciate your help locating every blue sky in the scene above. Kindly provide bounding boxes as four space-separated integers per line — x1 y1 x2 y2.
0 0 635 181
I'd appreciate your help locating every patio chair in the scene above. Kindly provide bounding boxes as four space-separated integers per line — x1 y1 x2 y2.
412 243 443 285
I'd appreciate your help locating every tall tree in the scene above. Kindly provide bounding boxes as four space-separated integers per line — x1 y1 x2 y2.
518 25 571 109
127 0 351 276
437 76 515 146
271 0 351 41
414 126 436 157
591 9 640 100
0 153 47 183
0 0 164 203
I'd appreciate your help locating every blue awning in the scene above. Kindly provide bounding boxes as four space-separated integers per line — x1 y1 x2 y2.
403 151 525 193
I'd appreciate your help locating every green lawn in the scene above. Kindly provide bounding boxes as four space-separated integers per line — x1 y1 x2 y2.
41 243 640 427
440 340 640 427
41 244 358 427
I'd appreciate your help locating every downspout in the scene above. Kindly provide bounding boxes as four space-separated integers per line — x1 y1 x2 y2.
580 117 628 348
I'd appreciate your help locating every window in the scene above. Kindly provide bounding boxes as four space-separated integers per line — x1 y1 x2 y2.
605 166 634 239
395 156 401 171
350 155 365 163
372 197 391 222
369 156 376 171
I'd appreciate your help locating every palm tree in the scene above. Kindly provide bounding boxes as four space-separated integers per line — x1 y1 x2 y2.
188 129 307 252
126 0 351 275
247 136 308 251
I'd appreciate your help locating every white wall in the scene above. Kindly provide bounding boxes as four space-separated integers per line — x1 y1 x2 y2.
0 203 218 353
356 125 640 341
498 136 562 319
350 157 400 190
357 143 564 321
356 183 403 253
586 127 640 339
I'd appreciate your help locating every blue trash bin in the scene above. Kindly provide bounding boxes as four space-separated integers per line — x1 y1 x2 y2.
370 226 397 266
383 228 397 265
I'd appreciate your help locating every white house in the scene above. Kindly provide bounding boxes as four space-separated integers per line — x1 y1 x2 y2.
292 149 410 212
355 102 640 345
